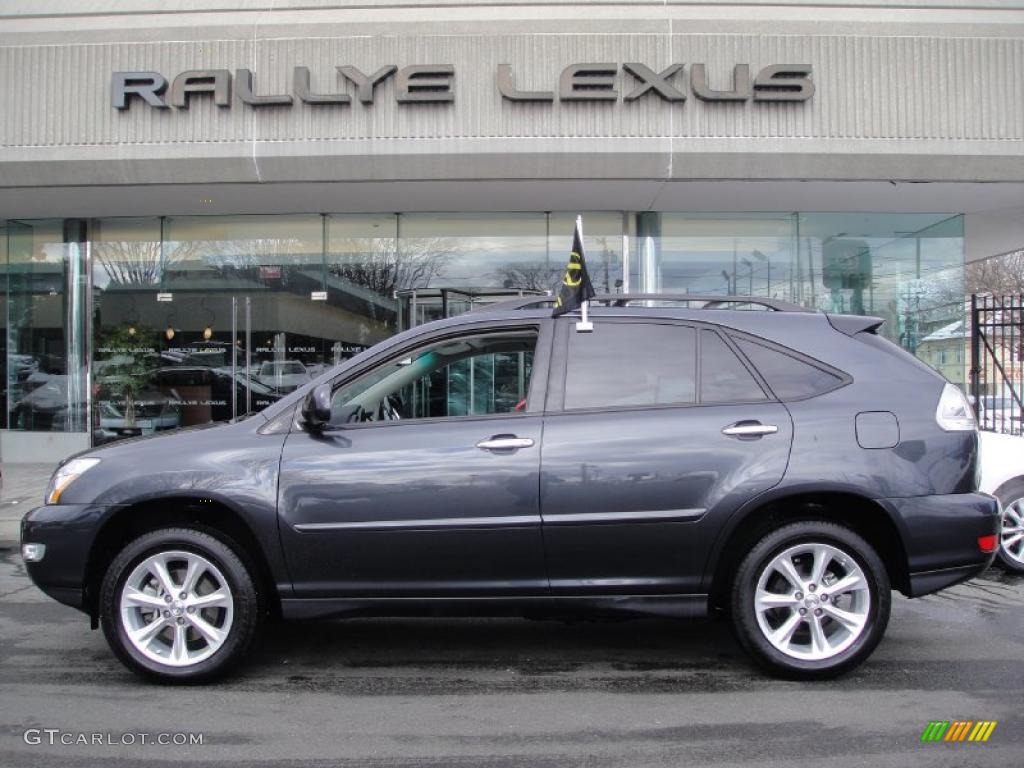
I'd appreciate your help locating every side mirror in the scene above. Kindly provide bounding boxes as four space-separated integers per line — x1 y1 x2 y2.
301 383 332 429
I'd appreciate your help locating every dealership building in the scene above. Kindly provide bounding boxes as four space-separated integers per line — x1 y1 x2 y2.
1 0 1023 463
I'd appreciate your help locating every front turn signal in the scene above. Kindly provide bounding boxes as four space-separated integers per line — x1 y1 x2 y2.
45 457 100 505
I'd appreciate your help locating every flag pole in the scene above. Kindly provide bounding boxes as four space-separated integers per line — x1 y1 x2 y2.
575 215 594 333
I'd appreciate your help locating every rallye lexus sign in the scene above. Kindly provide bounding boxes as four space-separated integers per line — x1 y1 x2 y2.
112 63 813 109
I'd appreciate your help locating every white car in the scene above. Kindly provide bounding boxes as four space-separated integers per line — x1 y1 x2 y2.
979 430 1024 573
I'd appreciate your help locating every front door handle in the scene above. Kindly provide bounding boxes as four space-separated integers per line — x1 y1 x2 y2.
476 435 535 452
722 421 778 438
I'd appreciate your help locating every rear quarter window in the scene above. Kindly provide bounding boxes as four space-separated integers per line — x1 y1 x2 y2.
731 335 847 400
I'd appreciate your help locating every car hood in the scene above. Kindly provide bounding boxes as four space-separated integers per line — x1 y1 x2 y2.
59 416 264 468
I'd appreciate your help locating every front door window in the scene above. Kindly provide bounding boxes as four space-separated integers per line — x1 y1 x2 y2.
330 331 536 425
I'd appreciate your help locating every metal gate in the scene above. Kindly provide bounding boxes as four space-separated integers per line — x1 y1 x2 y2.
971 294 1024 435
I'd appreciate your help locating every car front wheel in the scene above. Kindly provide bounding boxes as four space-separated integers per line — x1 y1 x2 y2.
99 527 260 683
731 521 891 679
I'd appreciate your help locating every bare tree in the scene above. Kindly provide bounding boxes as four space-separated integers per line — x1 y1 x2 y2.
966 249 1024 296
328 236 456 296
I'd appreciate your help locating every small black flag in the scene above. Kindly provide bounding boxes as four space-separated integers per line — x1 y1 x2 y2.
552 217 596 317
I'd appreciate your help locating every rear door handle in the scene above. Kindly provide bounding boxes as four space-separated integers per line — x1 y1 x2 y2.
476 435 535 452
722 421 778 438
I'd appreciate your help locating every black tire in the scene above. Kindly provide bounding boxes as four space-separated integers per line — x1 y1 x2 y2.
992 478 1024 574
731 521 891 679
99 527 260 683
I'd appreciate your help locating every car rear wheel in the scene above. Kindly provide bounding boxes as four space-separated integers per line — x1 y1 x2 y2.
99 527 260 683
731 521 891 679
993 479 1024 573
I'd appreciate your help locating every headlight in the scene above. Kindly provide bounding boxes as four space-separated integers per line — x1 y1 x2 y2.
935 382 976 432
45 457 101 505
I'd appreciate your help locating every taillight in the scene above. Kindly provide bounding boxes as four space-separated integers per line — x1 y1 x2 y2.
935 383 976 432
977 534 997 553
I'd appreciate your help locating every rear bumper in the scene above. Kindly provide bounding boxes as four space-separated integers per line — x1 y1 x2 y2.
879 492 1001 597
20 503 107 613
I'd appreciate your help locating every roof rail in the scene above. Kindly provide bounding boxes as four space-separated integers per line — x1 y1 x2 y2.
595 294 809 312
474 293 809 314
474 296 556 312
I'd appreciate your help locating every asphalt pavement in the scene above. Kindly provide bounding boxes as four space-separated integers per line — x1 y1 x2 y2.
1 462 1022 767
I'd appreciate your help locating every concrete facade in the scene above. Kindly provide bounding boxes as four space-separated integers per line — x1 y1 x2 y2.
0 1 1022 256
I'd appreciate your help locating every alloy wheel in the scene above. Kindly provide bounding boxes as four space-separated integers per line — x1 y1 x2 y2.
1000 499 1024 567
119 550 234 667
753 542 871 661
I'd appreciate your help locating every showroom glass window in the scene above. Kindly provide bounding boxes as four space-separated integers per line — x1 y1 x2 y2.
91 218 170 444
392 213 624 327
5 220 88 433
325 213 401 348
632 212 965 387
395 213 548 326
90 215 329 444
796 213 965 386
0 210 969 460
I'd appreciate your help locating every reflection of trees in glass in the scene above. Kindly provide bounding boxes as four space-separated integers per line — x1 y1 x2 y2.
496 237 619 294
496 262 562 293
200 238 310 272
94 240 202 285
590 237 618 294
329 237 455 296
97 237 319 287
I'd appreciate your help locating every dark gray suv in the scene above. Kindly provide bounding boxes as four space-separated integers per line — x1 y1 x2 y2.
21 295 1000 682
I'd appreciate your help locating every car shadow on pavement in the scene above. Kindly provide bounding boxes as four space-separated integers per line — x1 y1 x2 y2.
238 615 761 693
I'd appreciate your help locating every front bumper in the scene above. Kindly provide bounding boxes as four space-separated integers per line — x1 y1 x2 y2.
879 492 1001 597
20 503 108 613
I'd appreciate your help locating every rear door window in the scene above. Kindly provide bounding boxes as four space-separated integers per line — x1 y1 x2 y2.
699 330 767 403
564 323 696 409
